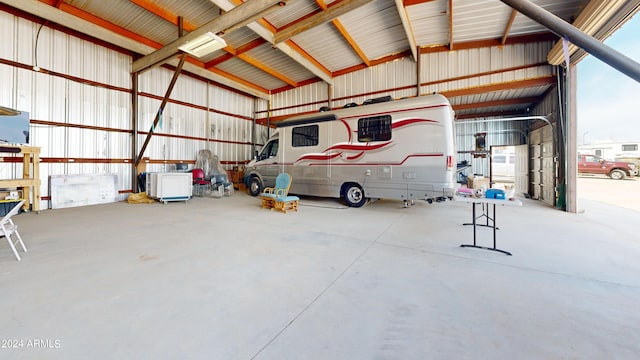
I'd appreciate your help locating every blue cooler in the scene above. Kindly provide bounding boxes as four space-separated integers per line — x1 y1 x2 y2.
485 188 505 199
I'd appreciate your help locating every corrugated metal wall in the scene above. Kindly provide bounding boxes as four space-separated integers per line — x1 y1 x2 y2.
0 12 256 210
332 58 418 104
268 81 330 118
420 42 553 94
0 14 134 209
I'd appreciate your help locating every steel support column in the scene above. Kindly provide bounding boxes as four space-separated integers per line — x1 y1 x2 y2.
416 45 421 96
131 72 139 192
500 0 640 82
567 65 578 213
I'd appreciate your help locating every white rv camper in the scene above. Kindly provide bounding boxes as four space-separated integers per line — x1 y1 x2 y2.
244 94 457 207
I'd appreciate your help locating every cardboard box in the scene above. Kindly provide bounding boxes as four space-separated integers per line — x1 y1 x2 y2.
0 189 23 201
467 176 489 190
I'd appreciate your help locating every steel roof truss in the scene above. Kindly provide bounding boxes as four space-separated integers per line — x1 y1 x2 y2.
273 0 375 44
210 0 333 84
132 0 287 74
395 0 418 61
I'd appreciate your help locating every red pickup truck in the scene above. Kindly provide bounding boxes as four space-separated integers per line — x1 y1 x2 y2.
578 154 637 180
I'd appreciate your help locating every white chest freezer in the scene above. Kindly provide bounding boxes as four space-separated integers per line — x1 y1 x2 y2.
145 172 192 203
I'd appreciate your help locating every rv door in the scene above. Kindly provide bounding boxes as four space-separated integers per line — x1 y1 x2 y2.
256 138 280 187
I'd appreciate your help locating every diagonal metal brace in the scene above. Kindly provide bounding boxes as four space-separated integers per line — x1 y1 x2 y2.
134 54 186 167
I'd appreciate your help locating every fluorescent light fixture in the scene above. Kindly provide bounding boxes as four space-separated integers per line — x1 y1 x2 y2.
179 32 227 58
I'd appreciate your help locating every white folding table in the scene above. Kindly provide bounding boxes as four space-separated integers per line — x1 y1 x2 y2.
454 195 523 256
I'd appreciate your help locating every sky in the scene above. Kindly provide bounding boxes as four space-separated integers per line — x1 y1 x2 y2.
0 111 29 144
577 14 640 144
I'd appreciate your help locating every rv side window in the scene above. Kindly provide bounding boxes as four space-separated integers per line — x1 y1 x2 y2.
358 115 391 142
292 125 319 147
622 144 638 151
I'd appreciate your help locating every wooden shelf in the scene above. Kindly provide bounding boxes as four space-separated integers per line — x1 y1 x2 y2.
0 145 41 212
0 198 25 204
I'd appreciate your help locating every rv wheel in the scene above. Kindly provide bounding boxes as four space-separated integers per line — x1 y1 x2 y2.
248 176 262 196
343 183 367 208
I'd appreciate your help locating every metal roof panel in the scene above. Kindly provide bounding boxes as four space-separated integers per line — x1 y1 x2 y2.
510 0 587 36
289 22 363 72
453 0 512 43
216 57 287 90
150 0 221 28
264 0 320 29
247 43 317 83
338 0 409 59
407 0 450 46
218 26 261 49
66 0 178 45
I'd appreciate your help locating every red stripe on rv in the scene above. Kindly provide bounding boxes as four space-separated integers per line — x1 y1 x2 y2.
347 151 365 160
306 153 444 166
296 152 343 162
392 118 437 129
340 119 352 142
324 141 391 152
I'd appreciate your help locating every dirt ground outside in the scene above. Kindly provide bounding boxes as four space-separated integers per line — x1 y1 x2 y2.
577 176 640 213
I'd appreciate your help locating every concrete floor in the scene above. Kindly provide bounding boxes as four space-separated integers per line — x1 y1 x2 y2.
1 191 639 359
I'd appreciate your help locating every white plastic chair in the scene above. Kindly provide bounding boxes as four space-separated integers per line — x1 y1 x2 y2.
1 200 27 261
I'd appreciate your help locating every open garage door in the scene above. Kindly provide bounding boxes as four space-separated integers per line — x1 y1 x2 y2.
530 126 556 206
490 145 529 197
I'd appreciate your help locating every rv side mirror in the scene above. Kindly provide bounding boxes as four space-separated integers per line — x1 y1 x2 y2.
254 150 259 160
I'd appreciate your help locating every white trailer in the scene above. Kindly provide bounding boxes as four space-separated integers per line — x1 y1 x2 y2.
244 94 457 207
578 142 640 160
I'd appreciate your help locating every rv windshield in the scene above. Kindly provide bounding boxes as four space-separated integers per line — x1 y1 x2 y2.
259 140 279 160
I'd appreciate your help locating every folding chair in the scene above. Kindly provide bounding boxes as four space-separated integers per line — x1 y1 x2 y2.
1 200 27 261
